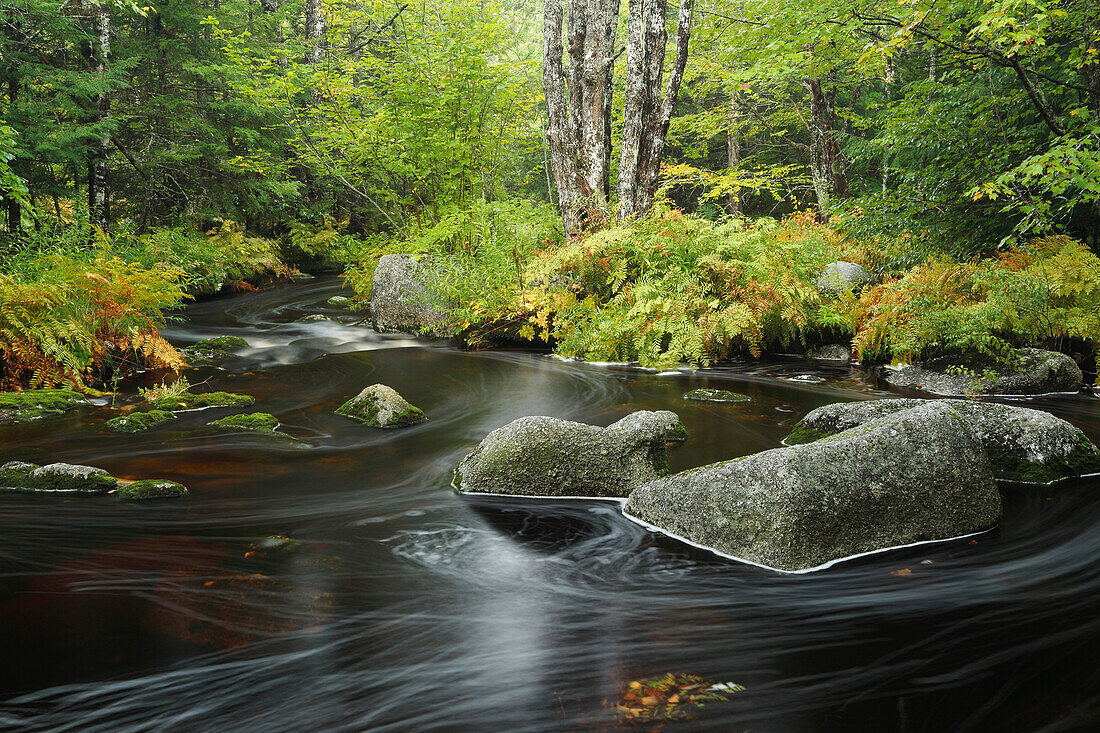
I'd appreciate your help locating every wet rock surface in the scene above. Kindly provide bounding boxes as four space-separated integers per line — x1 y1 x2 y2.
885 348 1083 396
625 402 1002 572
682 389 751 403
457 410 687 499
369 254 455 338
115 479 189 500
104 409 178 433
335 384 426 428
0 389 90 424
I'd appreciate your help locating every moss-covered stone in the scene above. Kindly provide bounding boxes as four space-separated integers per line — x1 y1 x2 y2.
182 336 249 362
326 295 353 307
115 479 189 500
148 391 255 411
0 461 38 488
682 389 750 404
988 436 1100 485
335 384 426 428
0 389 90 424
23 463 118 493
104 409 178 433
783 421 832 445
207 412 280 432
247 535 303 557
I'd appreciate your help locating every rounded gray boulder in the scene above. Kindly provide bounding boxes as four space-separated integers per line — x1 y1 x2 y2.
369 254 455 338
624 402 1001 572
885 348 1082 396
456 410 688 498
815 261 872 295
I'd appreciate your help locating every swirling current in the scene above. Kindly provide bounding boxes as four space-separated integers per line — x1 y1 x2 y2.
1 277 1097 732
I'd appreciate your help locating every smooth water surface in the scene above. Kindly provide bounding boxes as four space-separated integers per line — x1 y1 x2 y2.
1 278 1098 732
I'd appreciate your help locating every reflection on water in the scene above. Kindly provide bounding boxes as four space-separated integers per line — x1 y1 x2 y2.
1 276 1098 732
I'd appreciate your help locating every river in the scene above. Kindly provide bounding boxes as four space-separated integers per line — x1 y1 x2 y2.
1 277 1097 732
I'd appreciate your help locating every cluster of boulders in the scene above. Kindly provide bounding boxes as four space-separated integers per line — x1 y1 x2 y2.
455 398 1099 573
0 460 188 500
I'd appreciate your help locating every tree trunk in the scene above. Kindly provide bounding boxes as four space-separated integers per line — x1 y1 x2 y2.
617 0 693 219
726 88 741 215
803 76 849 218
882 56 895 190
304 0 326 64
86 5 111 233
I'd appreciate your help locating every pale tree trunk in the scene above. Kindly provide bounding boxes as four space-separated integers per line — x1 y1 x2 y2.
86 3 111 233
617 0 693 219
802 76 849 219
726 88 740 215
882 56 895 191
304 0 326 64
543 0 619 233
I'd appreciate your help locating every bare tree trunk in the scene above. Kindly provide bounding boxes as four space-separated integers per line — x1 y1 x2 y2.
617 0 693 219
86 4 111 233
304 0 326 64
726 88 741 215
803 76 849 218
882 57 895 191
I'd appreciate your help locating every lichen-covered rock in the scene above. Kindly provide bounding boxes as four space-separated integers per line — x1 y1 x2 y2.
181 336 249 362
456 410 688 498
208 412 280 432
148 391 255 411
296 314 332 323
0 461 39 488
115 479 188 500
247 535 303 557
625 402 1001 572
808 343 852 361
104 409 178 433
326 295 354 308
0 389 90 424
785 398 1100 485
23 463 118 493
335 384 425 428
682 389 750 404
369 254 455 338
815 261 872 295
885 348 1082 396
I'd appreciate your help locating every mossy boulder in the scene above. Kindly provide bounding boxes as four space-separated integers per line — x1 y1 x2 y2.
247 535 303 557
148 391 255 411
683 389 750 404
885 348 1082 396
808 343 852 361
785 398 1100 485
22 463 118 493
625 402 1001 572
181 336 249 362
335 384 425 428
207 412 280 432
115 479 189 500
104 409 178 433
0 461 39 488
326 295 354 308
456 410 688 499
369 254 456 338
0 389 90 424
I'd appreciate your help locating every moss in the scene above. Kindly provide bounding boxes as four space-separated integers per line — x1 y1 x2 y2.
336 398 380 424
115 479 189 500
666 422 689 444
390 405 426 427
148 391 255 411
784 421 833 445
182 336 249 362
24 464 118 493
989 436 1100 485
0 461 38 488
682 389 750 404
648 444 672 476
207 412 279 432
326 295 353 307
104 409 178 433
0 389 89 423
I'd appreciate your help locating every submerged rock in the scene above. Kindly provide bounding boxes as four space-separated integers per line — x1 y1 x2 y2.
335 384 425 428
207 412 280 432
815 261 872 295
23 463 118 493
115 479 188 500
808 343 852 361
682 389 750 404
182 336 249 362
885 348 1082 396
104 409 178 433
785 398 1100 485
0 389 90 424
456 410 688 499
148 391 255 411
625 402 1001 572
369 254 455 338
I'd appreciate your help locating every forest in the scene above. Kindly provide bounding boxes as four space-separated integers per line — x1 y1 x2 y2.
2 0 1100 388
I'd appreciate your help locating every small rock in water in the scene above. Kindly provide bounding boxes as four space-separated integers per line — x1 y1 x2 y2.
0 389 90 424
148 391 255 411
297 314 332 323
104 409 178 433
682 389 750 404
115 479 188 500
24 463 118 494
787 374 825 384
182 336 249 362
208 412 280 432
335 384 426 428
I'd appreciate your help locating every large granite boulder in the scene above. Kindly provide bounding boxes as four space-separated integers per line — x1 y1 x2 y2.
335 384 425 428
624 402 1001 572
785 398 1100 485
456 410 688 499
885 348 1082 396
369 254 455 338
815 261 872 295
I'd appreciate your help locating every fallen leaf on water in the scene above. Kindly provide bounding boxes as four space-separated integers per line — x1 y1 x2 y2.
891 568 912 576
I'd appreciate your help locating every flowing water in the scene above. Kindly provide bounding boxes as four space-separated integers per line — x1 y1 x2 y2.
1 278 1097 732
